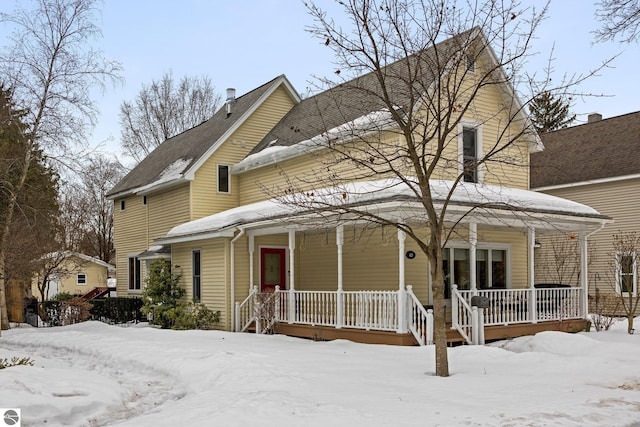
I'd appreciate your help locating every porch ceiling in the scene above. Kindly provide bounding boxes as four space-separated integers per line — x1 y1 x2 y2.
155 179 611 244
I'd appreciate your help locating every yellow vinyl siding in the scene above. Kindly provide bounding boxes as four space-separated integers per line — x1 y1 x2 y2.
173 239 230 330
236 91 530 205
113 195 148 295
147 184 191 240
538 178 640 303
191 85 297 219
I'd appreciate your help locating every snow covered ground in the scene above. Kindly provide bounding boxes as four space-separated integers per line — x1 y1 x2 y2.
2 320 640 426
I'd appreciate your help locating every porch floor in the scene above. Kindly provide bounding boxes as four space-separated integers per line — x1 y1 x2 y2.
272 319 589 346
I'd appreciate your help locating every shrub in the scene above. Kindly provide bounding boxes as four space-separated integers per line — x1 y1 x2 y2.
0 357 34 369
89 297 144 324
141 260 186 328
169 302 220 330
40 297 92 326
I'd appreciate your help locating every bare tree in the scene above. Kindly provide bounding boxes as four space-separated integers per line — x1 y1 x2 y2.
119 71 222 163
535 233 596 285
59 154 125 263
33 251 82 301
595 0 640 43
0 0 122 329
265 0 611 377
607 231 640 333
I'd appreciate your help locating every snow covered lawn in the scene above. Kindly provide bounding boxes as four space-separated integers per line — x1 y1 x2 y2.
2 321 640 426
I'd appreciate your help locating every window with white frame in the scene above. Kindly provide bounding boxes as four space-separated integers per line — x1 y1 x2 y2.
192 250 201 302
459 124 482 183
442 244 509 298
616 253 637 296
128 256 141 291
218 164 230 193
77 273 87 285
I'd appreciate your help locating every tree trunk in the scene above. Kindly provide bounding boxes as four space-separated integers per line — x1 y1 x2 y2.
0 250 8 329
429 244 449 377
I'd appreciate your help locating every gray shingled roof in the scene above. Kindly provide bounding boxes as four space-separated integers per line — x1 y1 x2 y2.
107 75 288 197
250 31 475 155
531 111 640 188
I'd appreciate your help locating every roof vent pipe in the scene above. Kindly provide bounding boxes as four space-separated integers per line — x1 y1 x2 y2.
226 88 236 117
588 113 602 123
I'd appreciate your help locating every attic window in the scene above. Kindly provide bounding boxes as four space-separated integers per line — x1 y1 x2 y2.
77 273 87 285
142 195 147 205
120 200 125 211
218 164 230 193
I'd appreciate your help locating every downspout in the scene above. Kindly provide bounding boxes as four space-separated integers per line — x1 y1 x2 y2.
230 227 245 331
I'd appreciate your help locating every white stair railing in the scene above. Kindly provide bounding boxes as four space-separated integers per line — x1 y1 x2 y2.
406 286 433 345
451 284 473 345
235 286 258 332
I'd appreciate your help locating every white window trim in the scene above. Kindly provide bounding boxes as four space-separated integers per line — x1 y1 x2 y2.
616 252 637 296
192 249 202 301
444 241 512 289
77 273 87 285
127 253 142 293
457 121 483 184
217 164 231 194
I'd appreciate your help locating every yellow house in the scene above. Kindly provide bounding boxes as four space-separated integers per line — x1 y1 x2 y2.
109 30 610 345
32 252 116 301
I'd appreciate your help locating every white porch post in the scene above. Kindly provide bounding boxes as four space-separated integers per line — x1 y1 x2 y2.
248 235 255 290
528 227 537 323
469 223 477 294
580 231 589 319
336 225 344 328
288 230 296 324
397 228 407 333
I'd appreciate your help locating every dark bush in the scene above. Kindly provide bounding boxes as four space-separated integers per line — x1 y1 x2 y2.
89 297 144 324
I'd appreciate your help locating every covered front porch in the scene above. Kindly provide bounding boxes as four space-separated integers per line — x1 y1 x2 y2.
157 179 610 345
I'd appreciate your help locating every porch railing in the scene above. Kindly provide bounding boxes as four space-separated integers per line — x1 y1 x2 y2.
453 287 583 330
235 286 258 332
406 286 433 345
274 289 399 331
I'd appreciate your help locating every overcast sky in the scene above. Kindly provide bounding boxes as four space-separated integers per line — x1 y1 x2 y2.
2 1 639 158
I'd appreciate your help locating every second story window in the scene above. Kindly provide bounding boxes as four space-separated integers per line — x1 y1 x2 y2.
461 126 480 183
77 273 87 285
120 200 126 211
218 164 230 193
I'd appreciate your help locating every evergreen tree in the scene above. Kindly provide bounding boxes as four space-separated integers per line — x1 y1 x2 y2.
529 91 576 133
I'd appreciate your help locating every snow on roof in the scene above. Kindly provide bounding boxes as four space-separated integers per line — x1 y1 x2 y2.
134 158 192 194
233 109 397 173
161 178 606 242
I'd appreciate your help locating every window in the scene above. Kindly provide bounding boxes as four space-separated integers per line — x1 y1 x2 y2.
77 273 87 285
442 244 509 297
616 254 637 296
142 195 147 205
192 250 201 302
120 200 126 211
128 256 141 291
462 127 478 183
476 249 506 289
218 165 230 193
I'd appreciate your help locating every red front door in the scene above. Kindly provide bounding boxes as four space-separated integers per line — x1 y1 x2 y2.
261 248 286 292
